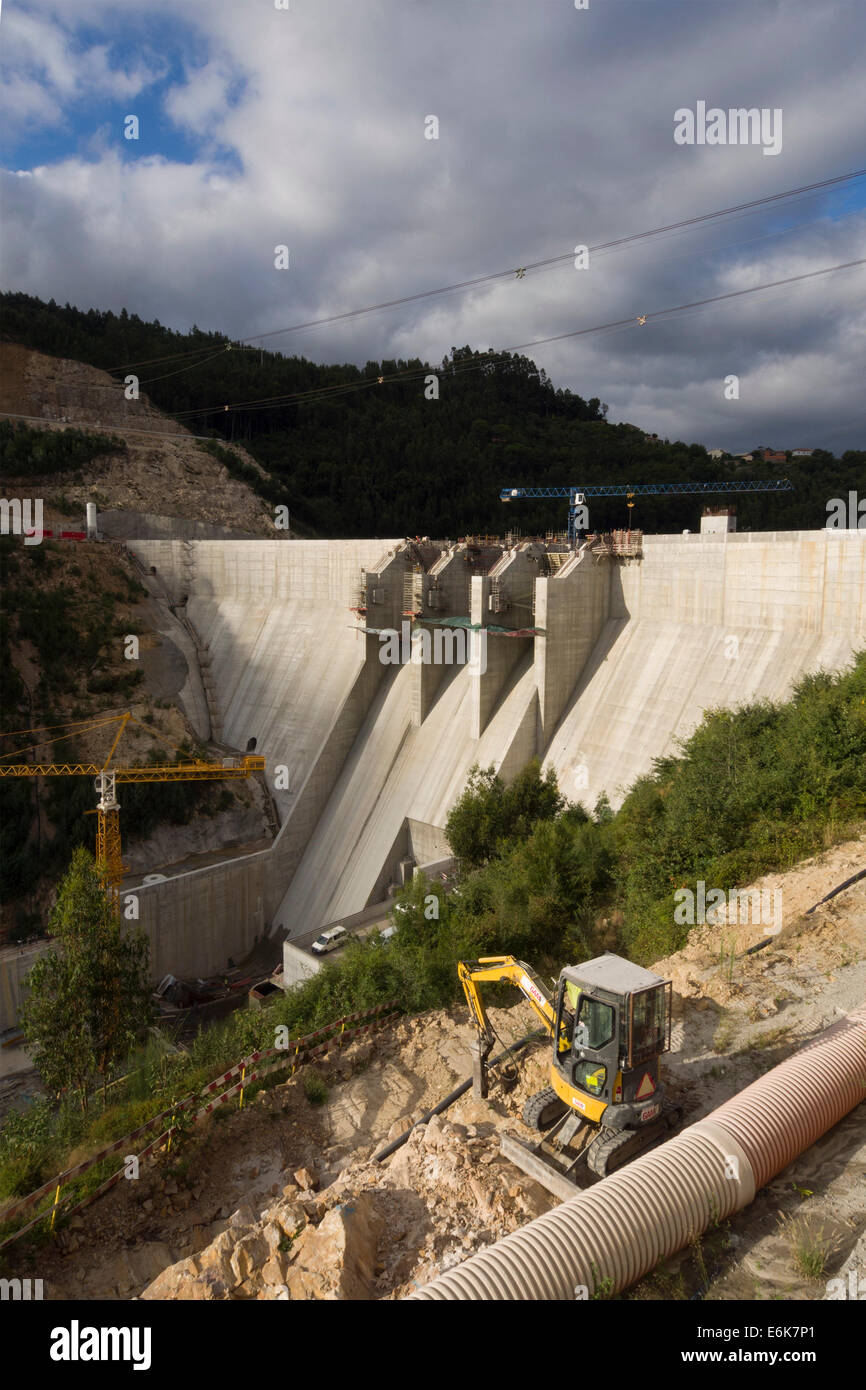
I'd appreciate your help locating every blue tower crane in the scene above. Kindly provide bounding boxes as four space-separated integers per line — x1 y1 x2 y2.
500 479 794 544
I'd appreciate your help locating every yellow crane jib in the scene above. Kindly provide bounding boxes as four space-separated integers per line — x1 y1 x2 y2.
0 710 266 893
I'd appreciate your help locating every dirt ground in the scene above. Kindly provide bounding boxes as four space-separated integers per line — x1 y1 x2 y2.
4 831 864 1300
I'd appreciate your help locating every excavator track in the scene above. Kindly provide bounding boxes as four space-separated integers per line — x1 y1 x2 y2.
586 1106 681 1179
522 1087 568 1132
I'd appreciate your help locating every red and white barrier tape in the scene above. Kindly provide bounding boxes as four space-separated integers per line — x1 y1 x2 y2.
0 1006 399 1246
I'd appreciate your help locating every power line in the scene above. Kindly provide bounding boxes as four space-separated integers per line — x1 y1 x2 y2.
508 258 866 351
102 166 866 373
83 346 239 391
135 347 235 386
103 342 255 373
171 257 866 419
237 167 866 344
70 199 864 399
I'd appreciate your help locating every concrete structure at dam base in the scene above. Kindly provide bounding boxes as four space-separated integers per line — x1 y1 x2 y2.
109 523 866 989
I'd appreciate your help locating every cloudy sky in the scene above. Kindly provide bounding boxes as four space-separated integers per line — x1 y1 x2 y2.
1 0 864 453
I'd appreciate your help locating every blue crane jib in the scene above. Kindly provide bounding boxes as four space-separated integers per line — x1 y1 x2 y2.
500 479 794 542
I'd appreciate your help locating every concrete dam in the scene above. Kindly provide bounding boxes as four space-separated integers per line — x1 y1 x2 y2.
125 526 866 982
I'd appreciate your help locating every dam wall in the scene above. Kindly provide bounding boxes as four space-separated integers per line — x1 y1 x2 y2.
542 529 866 811
124 529 865 979
127 539 401 977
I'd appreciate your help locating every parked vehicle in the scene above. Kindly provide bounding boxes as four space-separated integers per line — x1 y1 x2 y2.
311 925 348 955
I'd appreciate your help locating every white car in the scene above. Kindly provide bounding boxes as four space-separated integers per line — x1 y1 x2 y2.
311 925 348 956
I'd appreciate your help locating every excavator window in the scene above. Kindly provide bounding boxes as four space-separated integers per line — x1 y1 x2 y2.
576 994 614 1049
630 986 667 1062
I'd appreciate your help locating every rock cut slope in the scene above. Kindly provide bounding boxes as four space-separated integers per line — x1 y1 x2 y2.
0 342 276 535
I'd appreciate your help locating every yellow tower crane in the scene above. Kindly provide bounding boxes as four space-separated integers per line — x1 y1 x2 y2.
0 712 266 892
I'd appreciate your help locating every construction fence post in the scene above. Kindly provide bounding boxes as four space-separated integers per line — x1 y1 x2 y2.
49 1183 62 1234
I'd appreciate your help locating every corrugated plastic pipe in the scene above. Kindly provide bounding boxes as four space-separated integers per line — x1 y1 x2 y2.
409 1005 866 1300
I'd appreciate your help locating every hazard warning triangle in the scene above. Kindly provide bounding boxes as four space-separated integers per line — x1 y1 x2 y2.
635 1073 655 1099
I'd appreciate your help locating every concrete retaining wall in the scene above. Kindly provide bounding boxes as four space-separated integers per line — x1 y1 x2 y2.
408 819 452 866
125 540 401 977
535 547 610 743
0 944 43 1035
282 941 322 987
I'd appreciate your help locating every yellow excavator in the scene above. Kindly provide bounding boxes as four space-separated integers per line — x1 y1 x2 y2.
458 953 681 1194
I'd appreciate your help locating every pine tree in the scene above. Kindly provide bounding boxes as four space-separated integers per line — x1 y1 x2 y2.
21 848 151 1110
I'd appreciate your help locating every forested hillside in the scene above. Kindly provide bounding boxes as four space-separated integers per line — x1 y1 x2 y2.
2 291 862 536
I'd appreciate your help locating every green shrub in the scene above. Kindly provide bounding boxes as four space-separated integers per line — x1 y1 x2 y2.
0 1099 55 1198
302 1072 328 1105
0 420 123 477
785 1217 834 1280
0 1152 48 1199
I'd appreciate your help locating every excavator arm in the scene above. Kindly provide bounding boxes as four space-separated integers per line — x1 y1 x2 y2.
458 955 565 1097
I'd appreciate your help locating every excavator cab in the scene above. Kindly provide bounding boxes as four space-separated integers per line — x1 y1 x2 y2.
549 957 672 1132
